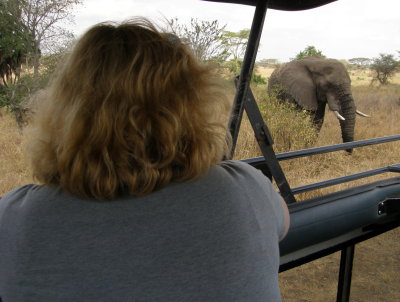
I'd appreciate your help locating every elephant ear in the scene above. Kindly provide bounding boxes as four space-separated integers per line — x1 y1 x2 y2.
278 61 318 111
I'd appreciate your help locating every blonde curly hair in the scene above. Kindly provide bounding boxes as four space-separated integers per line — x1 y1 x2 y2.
28 18 232 200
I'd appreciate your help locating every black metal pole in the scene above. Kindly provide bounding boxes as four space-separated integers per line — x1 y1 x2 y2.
229 0 268 154
226 0 296 203
277 134 400 161
292 164 400 194
336 245 355 302
240 84 297 203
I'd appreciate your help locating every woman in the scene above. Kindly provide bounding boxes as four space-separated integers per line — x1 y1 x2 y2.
0 18 289 301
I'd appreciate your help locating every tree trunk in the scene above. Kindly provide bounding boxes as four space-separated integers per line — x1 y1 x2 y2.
33 41 41 77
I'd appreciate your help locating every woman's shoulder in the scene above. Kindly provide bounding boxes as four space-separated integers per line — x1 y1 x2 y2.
216 160 270 183
1 184 39 199
0 184 56 207
218 159 256 172
215 160 286 239
208 160 278 198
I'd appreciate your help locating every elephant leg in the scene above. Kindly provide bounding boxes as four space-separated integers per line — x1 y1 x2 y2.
311 103 326 132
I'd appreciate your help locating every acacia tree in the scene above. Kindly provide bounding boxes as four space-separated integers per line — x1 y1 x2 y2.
6 0 82 76
221 29 249 74
293 45 325 60
222 30 249 60
370 53 399 85
166 18 229 62
166 19 254 77
257 58 280 67
348 57 372 69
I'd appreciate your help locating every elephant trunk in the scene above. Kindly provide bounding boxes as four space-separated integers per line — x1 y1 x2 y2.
338 94 356 153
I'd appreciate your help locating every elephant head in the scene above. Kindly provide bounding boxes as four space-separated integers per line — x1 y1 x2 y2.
267 56 369 152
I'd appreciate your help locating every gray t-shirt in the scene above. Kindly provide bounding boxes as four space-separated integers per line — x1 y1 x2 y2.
0 160 284 302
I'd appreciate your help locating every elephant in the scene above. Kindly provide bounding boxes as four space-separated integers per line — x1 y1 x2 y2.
267 56 369 152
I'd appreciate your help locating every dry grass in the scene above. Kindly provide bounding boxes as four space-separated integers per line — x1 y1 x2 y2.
234 73 400 201
278 84 400 201
172 67 400 299
279 227 400 302
0 69 399 300
0 109 33 196
231 73 400 301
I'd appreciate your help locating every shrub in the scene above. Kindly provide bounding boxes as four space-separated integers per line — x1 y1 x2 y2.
370 53 399 85
0 53 61 130
0 74 40 130
293 46 325 60
252 73 267 85
255 89 318 152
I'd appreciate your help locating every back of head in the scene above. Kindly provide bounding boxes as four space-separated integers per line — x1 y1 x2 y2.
28 18 231 200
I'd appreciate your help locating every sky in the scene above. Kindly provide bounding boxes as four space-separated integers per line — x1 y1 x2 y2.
66 0 400 63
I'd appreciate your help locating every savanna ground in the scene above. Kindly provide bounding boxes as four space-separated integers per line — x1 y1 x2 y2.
238 67 400 302
1 67 399 301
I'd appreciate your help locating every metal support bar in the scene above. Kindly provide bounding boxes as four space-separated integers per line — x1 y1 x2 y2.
229 0 268 152
337 245 355 302
226 0 296 203
378 196 400 215
292 164 400 194
276 135 400 161
240 83 296 203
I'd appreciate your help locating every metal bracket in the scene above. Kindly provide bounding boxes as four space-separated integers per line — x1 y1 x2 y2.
388 164 400 173
378 197 400 215
261 124 274 146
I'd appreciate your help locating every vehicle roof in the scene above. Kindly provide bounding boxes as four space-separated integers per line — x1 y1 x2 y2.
203 0 337 11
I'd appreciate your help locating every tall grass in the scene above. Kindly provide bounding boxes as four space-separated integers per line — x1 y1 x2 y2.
232 85 318 159
1 74 400 195
0 71 399 301
3 80 399 200
0 109 32 196
234 72 400 302
233 82 400 201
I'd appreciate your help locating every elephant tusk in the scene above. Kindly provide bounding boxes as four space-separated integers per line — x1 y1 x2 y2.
333 111 346 121
356 110 370 117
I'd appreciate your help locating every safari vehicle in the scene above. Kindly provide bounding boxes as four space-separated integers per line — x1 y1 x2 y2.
205 0 400 301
